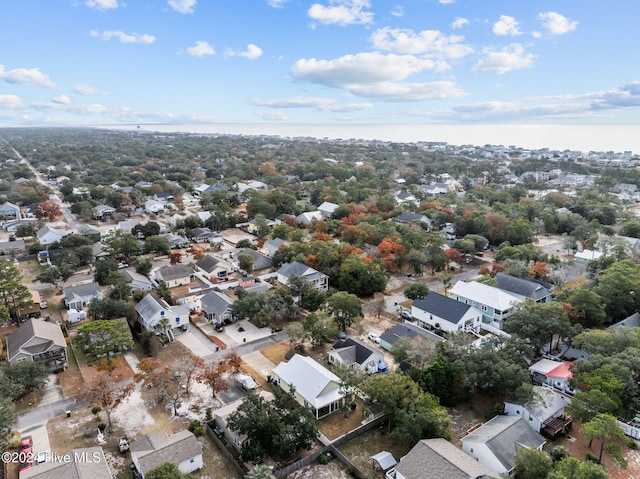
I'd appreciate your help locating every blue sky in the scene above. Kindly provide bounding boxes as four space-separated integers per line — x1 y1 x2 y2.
1 0 639 129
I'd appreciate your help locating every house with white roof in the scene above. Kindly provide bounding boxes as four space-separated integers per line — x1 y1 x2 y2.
144 199 165 214
271 354 344 419
37 226 68 246
296 211 324 226
449 280 522 330
528 359 576 395
411 292 483 334
318 201 339 218
135 293 190 334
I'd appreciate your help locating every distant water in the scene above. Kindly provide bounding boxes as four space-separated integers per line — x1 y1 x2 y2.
104 123 639 155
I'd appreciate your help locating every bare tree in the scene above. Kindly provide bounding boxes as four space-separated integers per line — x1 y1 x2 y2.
82 372 134 433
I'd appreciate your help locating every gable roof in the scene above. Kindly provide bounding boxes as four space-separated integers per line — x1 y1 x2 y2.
495 273 552 301
507 386 570 423
156 264 194 282
450 280 522 311
120 269 153 285
200 290 234 315
6 318 66 361
21 446 112 479
529 359 573 379
395 211 430 224
195 254 231 273
379 322 444 346
318 201 339 214
394 438 500 479
463 416 546 472
237 248 272 269
135 293 165 320
130 430 201 475
277 261 326 281
63 282 101 303
271 354 342 409
413 292 475 324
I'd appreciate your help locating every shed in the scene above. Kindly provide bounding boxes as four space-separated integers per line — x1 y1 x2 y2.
371 451 396 471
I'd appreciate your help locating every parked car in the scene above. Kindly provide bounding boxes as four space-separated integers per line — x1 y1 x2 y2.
401 310 411 320
20 436 33 456
368 333 381 344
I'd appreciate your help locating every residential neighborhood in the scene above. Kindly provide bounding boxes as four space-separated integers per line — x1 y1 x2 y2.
0 128 639 479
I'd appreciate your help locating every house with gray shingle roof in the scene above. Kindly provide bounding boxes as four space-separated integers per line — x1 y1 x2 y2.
394 211 432 229
412 292 483 334
495 273 552 303
120 269 154 292
130 430 202 478
277 261 328 292
21 446 112 479
195 254 233 281
236 248 272 271
6 318 67 372
378 322 444 352
386 438 500 479
37 226 68 246
266 238 288 257
461 415 546 476
200 290 234 325
63 282 103 310
328 337 384 374
154 264 194 288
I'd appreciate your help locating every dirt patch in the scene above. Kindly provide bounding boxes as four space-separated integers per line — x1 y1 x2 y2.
261 341 292 365
74 353 135 384
285 458 351 479
339 426 411 477
57 346 85 397
317 398 368 441
552 420 640 479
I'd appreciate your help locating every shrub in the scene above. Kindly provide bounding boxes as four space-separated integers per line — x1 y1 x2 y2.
188 420 204 437
97 423 106 432
317 453 333 465
91 406 102 415
205 408 212 421
585 453 599 463
551 445 569 462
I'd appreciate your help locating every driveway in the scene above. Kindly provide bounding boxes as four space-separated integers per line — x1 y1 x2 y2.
19 423 50 457
177 331 214 357
40 374 64 406
241 351 276 381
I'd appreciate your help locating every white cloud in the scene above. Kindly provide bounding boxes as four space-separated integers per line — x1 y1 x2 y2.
31 99 109 115
252 96 372 112
438 0 454 4
0 95 23 110
90 30 156 44
257 111 288 121
0 65 56 89
292 52 438 87
292 52 467 101
238 44 263 60
74 83 106 95
85 0 119 11
370 27 473 60
493 15 522 36
52 95 71 105
390 6 404 17
537 12 578 36
451 17 469 29
308 0 374 26
186 41 215 57
348 81 467 101
267 0 290 7
168 0 196 14
472 44 535 74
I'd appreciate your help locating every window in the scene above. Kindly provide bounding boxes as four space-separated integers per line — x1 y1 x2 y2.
529 417 534 422
190 458 195 463
470 448 474 453
481 305 488 312
516 410 520 415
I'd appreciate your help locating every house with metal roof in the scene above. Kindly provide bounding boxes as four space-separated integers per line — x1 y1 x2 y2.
277 261 328 292
378 322 444 352
449 280 523 330
327 337 385 374
200 290 234 325
386 438 500 479
461 415 546 476
271 354 343 419
21 446 112 479
135 293 190 334
318 201 339 218
130 430 202 478
6 318 67 372
495 273 553 303
412 292 483 334
63 282 103 310
528 359 576 395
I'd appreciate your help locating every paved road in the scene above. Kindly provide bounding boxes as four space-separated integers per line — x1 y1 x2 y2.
14 396 87 430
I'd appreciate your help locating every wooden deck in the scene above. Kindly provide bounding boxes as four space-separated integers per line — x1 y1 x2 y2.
542 416 573 438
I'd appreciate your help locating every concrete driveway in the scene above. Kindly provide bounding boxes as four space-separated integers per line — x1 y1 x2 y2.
177 331 213 357
242 351 276 381
19 423 51 458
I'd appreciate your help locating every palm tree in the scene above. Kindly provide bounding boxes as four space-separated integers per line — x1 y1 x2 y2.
158 315 172 342
245 464 275 479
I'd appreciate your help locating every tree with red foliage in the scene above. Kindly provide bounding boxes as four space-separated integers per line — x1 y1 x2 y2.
197 361 230 401
378 236 407 273
187 247 205 260
168 251 182 264
34 200 61 221
223 351 243 376
444 248 463 269
529 261 550 280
